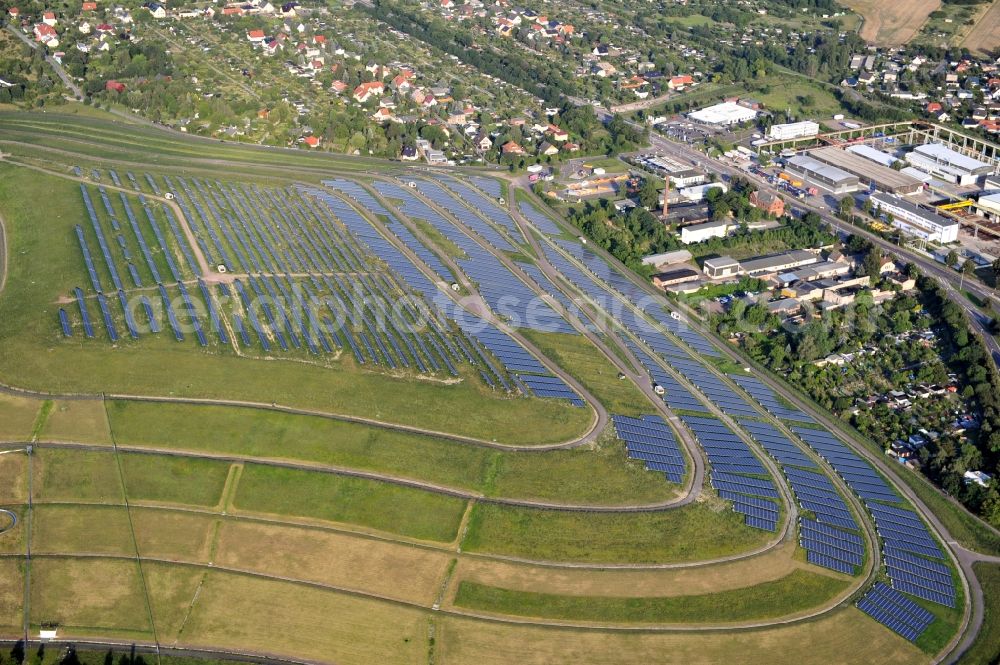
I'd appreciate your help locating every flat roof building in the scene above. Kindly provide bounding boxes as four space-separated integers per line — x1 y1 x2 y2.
702 255 742 279
811 147 923 195
689 101 758 126
767 120 820 141
785 155 859 194
680 220 729 244
641 249 693 267
846 144 900 168
974 192 1000 222
870 192 960 244
906 143 993 185
740 249 819 277
652 268 701 289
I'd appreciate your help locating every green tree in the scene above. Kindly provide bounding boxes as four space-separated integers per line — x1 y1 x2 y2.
638 177 660 209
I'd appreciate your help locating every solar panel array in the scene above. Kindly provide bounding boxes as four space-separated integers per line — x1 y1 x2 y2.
680 415 780 530
364 179 574 334
517 199 565 237
307 183 582 404
433 175 525 241
857 582 936 642
468 175 503 199
792 425 955 608
734 417 864 575
729 374 814 423
613 414 685 483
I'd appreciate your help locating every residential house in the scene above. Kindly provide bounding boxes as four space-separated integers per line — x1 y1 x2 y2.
42 11 56 25
501 141 526 156
537 141 558 156
353 81 385 103
33 23 58 47
668 75 693 90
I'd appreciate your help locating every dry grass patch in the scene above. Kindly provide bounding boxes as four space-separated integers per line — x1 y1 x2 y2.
213 520 451 605
32 448 124 503
130 508 217 563
0 507 25 554
31 504 134 555
0 393 41 440
0 558 23 633
0 451 28 504
39 400 112 444
142 562 208 643
30 557 152 636
435 607 928 665
179 570 429 665
962 0 1000 53
449 539 799 600
842 0 940 44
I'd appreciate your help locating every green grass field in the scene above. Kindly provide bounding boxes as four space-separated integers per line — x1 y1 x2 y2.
962 563 1000 664
461 500 772 563
107 400 676 505
453 569 848 623
232 464 468 542
519 330 655 416
120 453 232 507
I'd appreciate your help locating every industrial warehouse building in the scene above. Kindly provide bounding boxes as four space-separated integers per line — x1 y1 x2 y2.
740 249 820 277
810 147 923 195
905 143 993 186
975 192 1000 222
689 101 758 126
701 249 819 279
702 256 743 279
847 144 900 168
869 192 960 243
680 220 730 244
784 155 860 194
767 121 820 141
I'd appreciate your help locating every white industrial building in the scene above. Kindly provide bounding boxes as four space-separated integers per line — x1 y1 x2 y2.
784 155 859 194
767 121 820 141
975 192 1000 222
680 220 730 244
905 143 993 186
869 192 960 243
688 101 757 126
641 249 693 267
678 182 728 202
846 144 900 168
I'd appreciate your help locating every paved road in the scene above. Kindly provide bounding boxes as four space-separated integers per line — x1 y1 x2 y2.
5 25 83 100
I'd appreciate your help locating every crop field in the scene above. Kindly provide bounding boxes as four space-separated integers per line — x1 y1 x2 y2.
0 110 979 664
962 0 1000 52
841 0 941 44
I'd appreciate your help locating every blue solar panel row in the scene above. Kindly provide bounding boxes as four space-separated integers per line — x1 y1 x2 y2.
730 374 813 423
518 199 565 236
680 414 779 529
857 582 935 641
613 414 686 483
